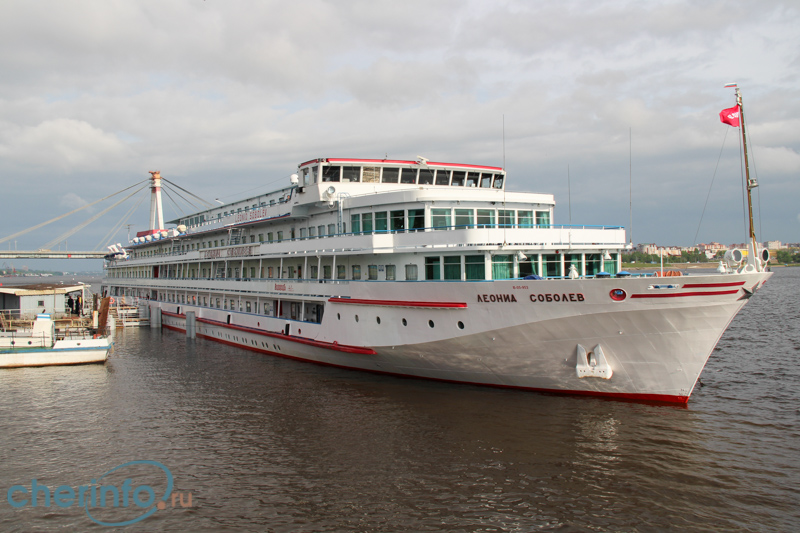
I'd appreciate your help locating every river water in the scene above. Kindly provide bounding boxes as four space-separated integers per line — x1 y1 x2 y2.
1 270 798 531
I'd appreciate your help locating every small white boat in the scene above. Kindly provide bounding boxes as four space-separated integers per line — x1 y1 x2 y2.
0 314 111 368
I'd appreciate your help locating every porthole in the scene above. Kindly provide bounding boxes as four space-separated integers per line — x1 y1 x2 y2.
402 318 407 326
457 321 465 329
337 313 341 320
355 315 359 322
376 317 381 324
428 320 434 328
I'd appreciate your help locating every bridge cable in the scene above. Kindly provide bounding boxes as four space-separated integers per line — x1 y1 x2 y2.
0 179 148 246
161 178 214 209
95 194 147 251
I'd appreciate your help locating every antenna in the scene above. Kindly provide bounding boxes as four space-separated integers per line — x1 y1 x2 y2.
629 127 632 246
567 164 572 225
502 114 506 170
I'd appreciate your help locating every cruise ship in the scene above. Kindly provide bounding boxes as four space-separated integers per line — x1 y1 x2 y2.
102 150 771 404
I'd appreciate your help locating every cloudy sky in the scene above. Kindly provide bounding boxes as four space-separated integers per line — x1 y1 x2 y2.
1 0 798 270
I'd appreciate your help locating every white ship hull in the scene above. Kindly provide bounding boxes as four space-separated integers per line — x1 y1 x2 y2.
0 338 111 368
151 271 770 403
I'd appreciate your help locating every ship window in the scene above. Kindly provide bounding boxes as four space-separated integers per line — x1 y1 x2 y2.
376 317 381 324
382 168 399 183
351 214 361 234
267 232 273 242
318 225 325 237
490 255 513 281
277 231 283 241
466 172 480 187
444 256 461 280
385 264 396 280
390 210 405 232
375 212 388 232
455 209 473 228
361 213 373 233
268 266 274 278
328 223 336 235
428 320 434 328
308 226 316 238
585 253 602 277
435 169 450 185
498 210 514 227
322 166 341 182
355 315 359 322
408 209 424 232
479 174 492 187
451 171 465 186
337 265 346 279
368 265 378 280
493 176 504 188
246 301 251 312
323 265 332 279
425 257 440 280
458 321 464 329
216 298 220 308
363 166 380 183
431 208 451 230
402 318 408 326
342 166 360 182
258 234 264 242
543 254 561 277
418 168 434 184
477 209 495 228
465 255 485 280
517 210 533 227
405 264 418 280
536 210 551 227
352 265 361 279
300 228 307 239
401 168 417 184
311 265 318 279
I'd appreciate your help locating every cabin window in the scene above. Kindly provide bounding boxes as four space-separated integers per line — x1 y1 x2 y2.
466 172 480 187
455 209 473 228
408 209 425 232
405 264 418 281
431 208 451 230
536 211 551 227
250 267 256 278
368 265 378 280
342 166 360 182
288 266 296 278
267 232 273 242
382 168 399 183
268 267 274 278
435 169 450 185
451 171 466 186
390 210 405 232
498 210 514 227
318 225 325 237
216 298 221 308
328 223 336 235
492 254 514 279
543 254 561 277
337 265 346 279
302 168 310 185
361 213 373 233
250 235 255 243
246 302 251 313
425 257 441 280
322 166 341 182
418 168 434 185
310 166 318 183
385 264 396 280
277 231 283 241
477 209 495 228
363 166 380 183
480 174 493 188
300 228 307 239
465 255 485 280
352 265 361 279
323 265 332 279
38 300 45 307
264 302 270 315
308 226 316 238
565 253 582 277
258 234 264 242
311 265 318 279
351 214 361 234
444 256 461 280
375 212 388 232
401 168 417 184
517 210 533 227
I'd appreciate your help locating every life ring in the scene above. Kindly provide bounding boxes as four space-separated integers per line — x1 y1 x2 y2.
110 297 116 304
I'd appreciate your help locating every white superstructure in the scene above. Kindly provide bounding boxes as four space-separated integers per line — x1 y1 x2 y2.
102 156 770 403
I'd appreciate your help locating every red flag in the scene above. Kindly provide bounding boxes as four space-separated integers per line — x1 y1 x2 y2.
719 105 740 127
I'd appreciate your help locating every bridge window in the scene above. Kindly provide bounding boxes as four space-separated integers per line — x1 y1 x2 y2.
451 171 465 186
322 166 340 182
435 169 450 185
401 168 417 184
466 172 480 187
382 168 399 183
493 176 504 188
418 168 434 185
363 166 380 183
480 174 493 188
342 166 360 182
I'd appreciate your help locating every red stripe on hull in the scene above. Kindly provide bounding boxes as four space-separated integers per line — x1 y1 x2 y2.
328 298 467 308
681 281 745 288
194 317 377 355
631 289 739 299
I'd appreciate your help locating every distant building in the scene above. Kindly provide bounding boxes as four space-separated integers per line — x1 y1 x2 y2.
765 241 784 250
